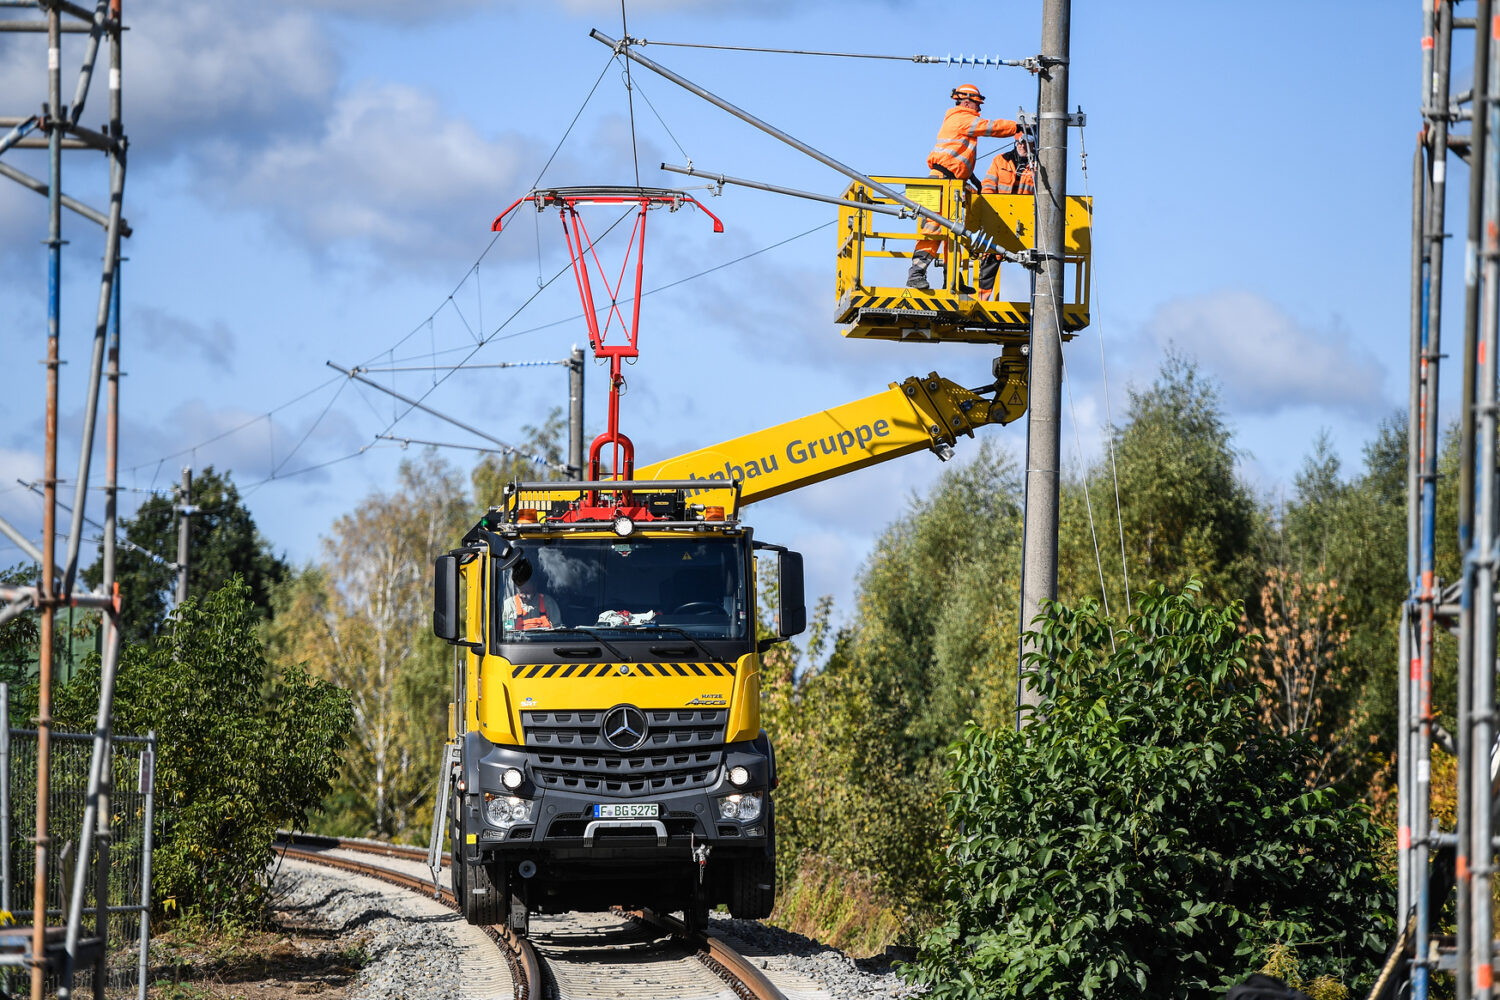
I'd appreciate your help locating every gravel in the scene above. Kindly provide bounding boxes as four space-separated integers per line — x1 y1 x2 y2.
272 861 467 1000
710 913 927 999
272 860 924 1000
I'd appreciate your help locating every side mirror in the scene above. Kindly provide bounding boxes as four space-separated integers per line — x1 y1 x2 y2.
433 554 459 642
479 530 522 572
778 550 806 638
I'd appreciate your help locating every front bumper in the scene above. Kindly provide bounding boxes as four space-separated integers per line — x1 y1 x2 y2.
456 729 773 864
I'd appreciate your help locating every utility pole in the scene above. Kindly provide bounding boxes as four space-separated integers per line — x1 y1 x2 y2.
568 346 585 480
1017 0 1071 721
174 467 192 606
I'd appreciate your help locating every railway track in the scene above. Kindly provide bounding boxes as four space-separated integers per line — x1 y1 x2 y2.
276 834 791 1000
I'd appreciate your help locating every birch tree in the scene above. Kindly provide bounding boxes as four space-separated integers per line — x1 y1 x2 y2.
270 451 470 840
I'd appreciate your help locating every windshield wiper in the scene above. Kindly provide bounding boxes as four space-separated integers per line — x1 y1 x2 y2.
636 624 718 663
521 626 630 662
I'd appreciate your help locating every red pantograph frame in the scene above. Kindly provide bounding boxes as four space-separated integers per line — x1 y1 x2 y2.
493 187 723 483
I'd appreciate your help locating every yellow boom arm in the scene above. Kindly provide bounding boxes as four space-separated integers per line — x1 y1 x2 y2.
635 350 1027 511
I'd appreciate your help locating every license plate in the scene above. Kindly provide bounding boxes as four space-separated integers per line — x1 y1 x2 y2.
593 803 659 819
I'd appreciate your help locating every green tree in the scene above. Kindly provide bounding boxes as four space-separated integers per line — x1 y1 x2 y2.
0 562 40 686
1060 354 1259 616
84 467 288 645
268 451 471 841
759 442 1025 925
52 579 353 923
470 407 568 506
847 441 1026 758
903 582 1394 999
1264 416 1426 798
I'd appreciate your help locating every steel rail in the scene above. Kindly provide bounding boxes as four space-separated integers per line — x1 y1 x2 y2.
278 843 541 1000
282 835 787 1000
634 908 789 1000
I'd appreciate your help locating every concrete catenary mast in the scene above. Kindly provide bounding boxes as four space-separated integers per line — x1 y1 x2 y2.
1017 0 1072 719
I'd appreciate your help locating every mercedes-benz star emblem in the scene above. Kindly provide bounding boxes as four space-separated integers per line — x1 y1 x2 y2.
602 704 649 752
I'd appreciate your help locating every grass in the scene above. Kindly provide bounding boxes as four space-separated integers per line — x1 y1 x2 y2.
142 907 368 999
767 855 910 957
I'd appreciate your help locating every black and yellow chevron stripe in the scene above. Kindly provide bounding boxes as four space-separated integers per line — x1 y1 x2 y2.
510 662 737 680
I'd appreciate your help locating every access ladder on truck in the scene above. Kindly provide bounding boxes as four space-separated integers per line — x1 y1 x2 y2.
833 175 1092 344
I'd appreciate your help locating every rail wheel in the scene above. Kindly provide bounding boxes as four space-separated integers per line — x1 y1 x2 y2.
507 885 530 937
683 882 712 938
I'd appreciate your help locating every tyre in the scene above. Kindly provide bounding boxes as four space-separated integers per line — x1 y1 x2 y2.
461 858 506 926
728 849 776 920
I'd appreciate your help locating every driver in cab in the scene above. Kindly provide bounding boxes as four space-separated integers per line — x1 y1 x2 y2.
501 559 557 632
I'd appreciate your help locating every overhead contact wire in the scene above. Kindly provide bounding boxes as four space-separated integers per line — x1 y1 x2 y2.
626 74 690 163
631 38 1032 68
620 1 640 185
1076 123 1130 613
532 56 616 188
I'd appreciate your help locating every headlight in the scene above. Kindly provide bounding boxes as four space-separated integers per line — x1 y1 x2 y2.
728 765 750 787
484 793 534 827
502 767 524 790
613 516 634 536
716 791 762 822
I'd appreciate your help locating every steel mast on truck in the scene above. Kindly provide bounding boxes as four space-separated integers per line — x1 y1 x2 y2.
426 40 1092 939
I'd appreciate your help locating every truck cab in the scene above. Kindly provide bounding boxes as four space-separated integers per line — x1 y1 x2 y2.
431 479 804 934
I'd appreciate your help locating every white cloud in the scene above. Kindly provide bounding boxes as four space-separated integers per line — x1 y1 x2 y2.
127 5 335 154
1141 290 1389 419
0 5 339 157
0 448 46 554
209 81 535 268
133 305 235 367
118 397 365 490
289 0 491 18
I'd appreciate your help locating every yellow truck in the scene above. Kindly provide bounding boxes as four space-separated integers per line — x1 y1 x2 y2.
427 362 1029 936
432 478 799 935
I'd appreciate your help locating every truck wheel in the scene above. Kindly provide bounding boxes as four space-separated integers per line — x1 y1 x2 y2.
461 858 506 926
728 851 776 920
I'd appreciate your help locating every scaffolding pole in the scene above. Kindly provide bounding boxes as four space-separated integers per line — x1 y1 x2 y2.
1468 7 1500 997
1398 3 1499 998
0 0 132 995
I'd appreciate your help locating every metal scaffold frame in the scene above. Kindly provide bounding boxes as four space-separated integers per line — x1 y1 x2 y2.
1397 2 1500 998
0 1 143 997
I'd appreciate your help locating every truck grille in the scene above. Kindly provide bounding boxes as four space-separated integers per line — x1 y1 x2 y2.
522 709 726 795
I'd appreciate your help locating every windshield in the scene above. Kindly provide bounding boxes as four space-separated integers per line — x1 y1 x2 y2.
494 536 749 644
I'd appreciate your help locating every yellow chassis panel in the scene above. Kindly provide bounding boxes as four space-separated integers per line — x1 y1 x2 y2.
471 652 762 746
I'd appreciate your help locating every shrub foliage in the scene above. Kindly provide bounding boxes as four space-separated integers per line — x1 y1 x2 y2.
902 582 1393 999
56 579 354 922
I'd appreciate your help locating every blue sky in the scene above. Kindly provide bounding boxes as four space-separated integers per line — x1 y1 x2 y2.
0 1 1437 624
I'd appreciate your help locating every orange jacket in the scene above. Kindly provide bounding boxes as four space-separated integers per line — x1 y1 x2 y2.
927 107 1020 180
510 592 553 630
982 151 1035 195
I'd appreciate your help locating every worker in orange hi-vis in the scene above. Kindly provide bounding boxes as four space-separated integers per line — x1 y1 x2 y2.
906 84 1022 291
976 133 1036 301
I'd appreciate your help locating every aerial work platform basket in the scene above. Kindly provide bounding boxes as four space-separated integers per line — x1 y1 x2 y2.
834 176 1092 344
